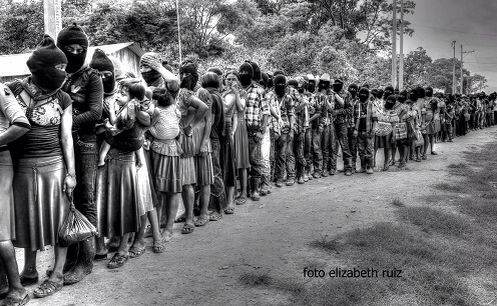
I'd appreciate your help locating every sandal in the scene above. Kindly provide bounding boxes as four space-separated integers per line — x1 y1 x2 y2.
175 214 187 223
33 278 63 298
94 253 108 261
181 223 195 234
194 216 209 227
128 246 146 259
235 196 247 206
209 212 222 221
161 230 174 242
152 241 165 253
224 207 235 215
19 274 38 286
107 253 128 269
2 292 30 306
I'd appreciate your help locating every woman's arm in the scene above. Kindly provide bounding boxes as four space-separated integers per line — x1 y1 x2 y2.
61 105 76 196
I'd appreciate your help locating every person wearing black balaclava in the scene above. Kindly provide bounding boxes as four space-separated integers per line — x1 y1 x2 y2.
355 88 377 174
372 85 394 168
139 52 177 92
331 79 354 176
57 23 103 286
246 61 272 197
175 59 209 232
201 71 229 221
312 74 330 178
238 62 269 201
320 74 336 177
270 74 295 188
347 83 359 171
302 74 316 181
7 35 76 299
292 76 310 184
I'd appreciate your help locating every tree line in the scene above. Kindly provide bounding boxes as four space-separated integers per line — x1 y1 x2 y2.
0 0 487 92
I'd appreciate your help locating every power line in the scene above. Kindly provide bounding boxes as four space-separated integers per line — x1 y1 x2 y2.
411 22 497 37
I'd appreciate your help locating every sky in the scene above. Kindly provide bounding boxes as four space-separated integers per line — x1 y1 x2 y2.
403 0 497 92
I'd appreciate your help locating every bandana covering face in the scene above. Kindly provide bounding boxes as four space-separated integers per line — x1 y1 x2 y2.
333 83 343 93
141 70 162 87
27 35 68 92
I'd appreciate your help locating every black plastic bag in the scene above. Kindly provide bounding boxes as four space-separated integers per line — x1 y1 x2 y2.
58 196 98 247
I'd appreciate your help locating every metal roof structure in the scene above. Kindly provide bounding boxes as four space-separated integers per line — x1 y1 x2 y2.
0 42 144 78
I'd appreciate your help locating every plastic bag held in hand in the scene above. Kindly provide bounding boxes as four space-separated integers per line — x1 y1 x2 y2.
58 195 98 247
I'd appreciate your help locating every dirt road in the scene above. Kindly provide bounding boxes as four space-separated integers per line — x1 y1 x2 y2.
23 126 497 305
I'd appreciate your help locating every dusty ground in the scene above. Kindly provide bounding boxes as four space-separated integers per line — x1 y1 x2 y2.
18 126 497 305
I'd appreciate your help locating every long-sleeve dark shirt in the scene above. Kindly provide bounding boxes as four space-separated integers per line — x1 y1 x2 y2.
62 66 103 141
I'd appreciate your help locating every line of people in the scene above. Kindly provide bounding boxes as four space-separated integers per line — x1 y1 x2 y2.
0 24 496 305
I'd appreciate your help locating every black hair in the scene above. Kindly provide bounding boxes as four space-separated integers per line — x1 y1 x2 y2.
153 87 175 107
120 79 146 100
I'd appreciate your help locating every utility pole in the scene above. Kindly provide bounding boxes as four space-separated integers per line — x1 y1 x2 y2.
452 41 456 94
175 0 183 64
43 0 62 39
460 45 475 95
398 0 404 90
391 0 398 88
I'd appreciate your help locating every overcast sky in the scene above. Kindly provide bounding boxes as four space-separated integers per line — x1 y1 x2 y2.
403 0 497 91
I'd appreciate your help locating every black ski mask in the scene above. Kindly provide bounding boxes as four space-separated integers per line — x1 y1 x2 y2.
27 35 68 92
384 86 394 99
385 96 396 110
318 80 330 92
358 88 369 102
57 24 89 74
273 75 286 97
180 60 199 91
333 80 344 93
425 87 434 97
348 84 358 99
89 49 115 94
141 70 162 87
408 89 418 102
308 80 316 93
238 63 253 87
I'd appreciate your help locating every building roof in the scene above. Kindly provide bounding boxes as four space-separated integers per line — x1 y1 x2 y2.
0 42 144 77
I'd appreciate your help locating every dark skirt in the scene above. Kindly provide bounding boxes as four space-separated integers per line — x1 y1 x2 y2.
195 153 214 186
221 137 236 187
234 117 250 170
0 151 14 241
12 155 69 251
96 149 141 238
135 148 155 216
151 150 182 193
374 134 393 149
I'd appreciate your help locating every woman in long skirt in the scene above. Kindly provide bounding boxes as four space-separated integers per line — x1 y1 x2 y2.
96 80 151 269
8 35 76 299
226 71 250 205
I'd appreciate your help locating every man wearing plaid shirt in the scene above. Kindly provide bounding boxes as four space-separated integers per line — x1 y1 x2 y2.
355 88 377 174
347 84 360 171
271 75 295 187
239 62 270 201
331 79 354 176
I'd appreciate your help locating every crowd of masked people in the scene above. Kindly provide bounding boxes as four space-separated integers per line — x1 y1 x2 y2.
0 24 496 305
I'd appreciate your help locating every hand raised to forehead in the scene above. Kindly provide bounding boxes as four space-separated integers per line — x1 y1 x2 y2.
142 57 164 72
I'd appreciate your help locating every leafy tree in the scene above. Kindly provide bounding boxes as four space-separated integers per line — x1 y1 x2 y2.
0 0 43 53
403 47 432 87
